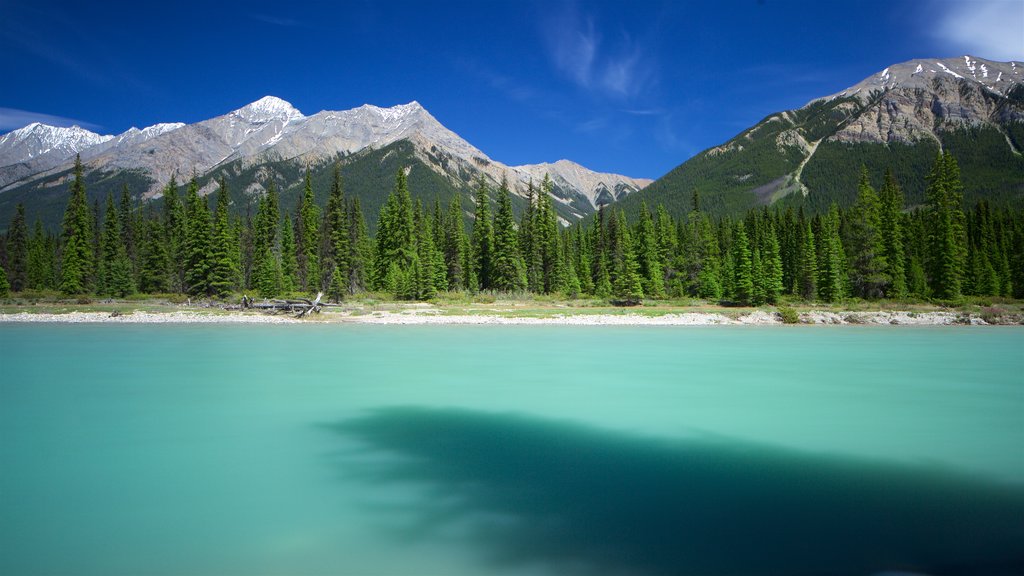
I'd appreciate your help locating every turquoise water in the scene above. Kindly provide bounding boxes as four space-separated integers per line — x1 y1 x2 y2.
1 324 1022 575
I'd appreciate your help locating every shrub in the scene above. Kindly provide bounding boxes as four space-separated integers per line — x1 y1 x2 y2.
777 305 800 324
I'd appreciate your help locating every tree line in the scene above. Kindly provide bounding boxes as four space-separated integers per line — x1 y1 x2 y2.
1 153 1022 304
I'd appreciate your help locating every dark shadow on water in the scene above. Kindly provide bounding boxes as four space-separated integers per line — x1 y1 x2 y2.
326 407 1024 576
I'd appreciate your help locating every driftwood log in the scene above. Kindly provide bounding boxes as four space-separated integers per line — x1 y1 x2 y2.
242 292 332 317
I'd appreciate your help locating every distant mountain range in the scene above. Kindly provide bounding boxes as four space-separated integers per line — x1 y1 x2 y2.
3 55 1022 231
617 55 1024 219
0 97 650 229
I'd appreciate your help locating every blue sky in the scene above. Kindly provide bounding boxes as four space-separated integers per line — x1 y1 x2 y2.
2 0 1022 179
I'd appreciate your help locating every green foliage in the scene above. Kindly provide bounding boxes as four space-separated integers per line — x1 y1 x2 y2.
0 259 9 297
207 180 238 297
490 179 527 292
777 305 800 324
846 167 888 298
183 176 212 296
471 178 494 290
5 204 28 292
60 156 95 294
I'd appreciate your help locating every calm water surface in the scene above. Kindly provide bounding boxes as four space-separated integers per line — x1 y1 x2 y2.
1 324 1022 575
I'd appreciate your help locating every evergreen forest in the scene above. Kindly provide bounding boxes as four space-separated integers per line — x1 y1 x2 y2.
1 153 1022 306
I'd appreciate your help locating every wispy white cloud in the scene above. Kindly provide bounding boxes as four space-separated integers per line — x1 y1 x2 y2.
543 7 656 100
0 107 102 132
933 0 1024 61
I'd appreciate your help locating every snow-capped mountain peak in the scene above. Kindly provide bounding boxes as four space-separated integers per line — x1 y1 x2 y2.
0 123 112 164
232 96 304 124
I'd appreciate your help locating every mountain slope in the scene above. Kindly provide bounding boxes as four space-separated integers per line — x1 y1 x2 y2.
617 55 1024 219
0 97 650 229
0 123 114 189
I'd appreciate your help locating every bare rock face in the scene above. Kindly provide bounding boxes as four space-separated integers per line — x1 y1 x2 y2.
817 56 1023 145
0 124 114 188
0 96 648 219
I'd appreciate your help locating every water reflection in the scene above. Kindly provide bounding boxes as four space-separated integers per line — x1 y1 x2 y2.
329 407 1024 576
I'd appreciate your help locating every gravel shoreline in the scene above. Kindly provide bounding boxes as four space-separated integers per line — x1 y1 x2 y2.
1 309 1014 325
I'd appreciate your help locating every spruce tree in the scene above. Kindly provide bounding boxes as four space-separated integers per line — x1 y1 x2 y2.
878 169 906 299
635 202 665 298
183 176 212 296
296 169 321 292
348 197 372 293
443 194 467 291
373 168 415 290
60 155 94 294
796 220 817 300
207 179 237 297
817 205 847 302
280 216 298 294
924 152 968 300
611 210 644 303
0 256 8 297
520 180 541 292
118 185 137 282
491 180 527 292
535 175 563 293
27 221 53 290
762 219 784 304
323 165 350 294
470 178 494 290
162 176 186 293
138 210 169 294
730 222 754 305
847 167 888 299
99 193 135 296
5 204 28 292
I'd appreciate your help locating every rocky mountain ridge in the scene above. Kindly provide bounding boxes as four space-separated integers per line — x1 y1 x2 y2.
0 97 650 226
616 55 1024 219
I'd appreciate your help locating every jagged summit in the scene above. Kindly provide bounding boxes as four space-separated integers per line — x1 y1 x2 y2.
0 97 649 226
232 96 304 124
0 123 112 161
819 55 1022 104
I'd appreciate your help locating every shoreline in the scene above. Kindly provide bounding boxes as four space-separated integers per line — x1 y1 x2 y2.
1 308 1018 326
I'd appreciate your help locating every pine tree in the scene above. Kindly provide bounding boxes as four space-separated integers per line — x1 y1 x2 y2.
323 165 350 296
118 185 138 282
470 177 494 290
635 202 665 298
443 194 467 290
207 179 238 297
491 179 527 292
348 197 372 293
817 205 847 302
138 209 169 294
280 216 298 294
372 169 416 290
847 167 888 299
925 152 968 300
762 218 784 303
296 169 321 293
5 203 28 292
60 155 94 294
796 219 817 300
535 175 563 293
730 222 754 305
878 169 906 299
98 193 135 296
327 265 345 302
162 176 186 293
611 210 644 303
520 180 541 292
0 258 9 297
183 176 212 296
27 221 54 290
